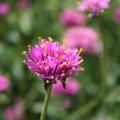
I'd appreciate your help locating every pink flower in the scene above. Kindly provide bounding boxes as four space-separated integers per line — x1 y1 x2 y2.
0 75 9 92
3 107 14 120
0 2 9 16
113 6 120 24
3 99 24 120
13 98 24 120
60 9 86 28
64 27 101 55
23 38 83 87
77 0 110 16
16 0 30 10
52 78 80 95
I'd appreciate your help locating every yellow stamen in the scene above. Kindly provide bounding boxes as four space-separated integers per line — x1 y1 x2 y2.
80 67 85 71
80 59 84 64
46 80 49 84
67 61 71 65
48 37 53 42
27 45 31 48
79 48 84 54
51 76 54 79
45 66 49 70
22 51 27 55
23 60 26 63
38 36 41 40
41 44 45 48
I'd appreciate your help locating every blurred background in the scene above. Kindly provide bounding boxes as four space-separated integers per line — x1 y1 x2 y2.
0 0 120 120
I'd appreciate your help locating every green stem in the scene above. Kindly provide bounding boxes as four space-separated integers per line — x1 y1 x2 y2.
40 84 52 120
96 18 107 109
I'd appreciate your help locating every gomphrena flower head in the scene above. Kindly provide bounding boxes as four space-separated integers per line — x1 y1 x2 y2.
23 38 83 87
77 0 110 16
0 75 10 92
52 78 80 95
113 6 120 24
64 27 101 55
60 9 86 28
0 2 9 16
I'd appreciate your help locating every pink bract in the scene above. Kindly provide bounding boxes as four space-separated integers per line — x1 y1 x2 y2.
0 2 9 16
52 78 80 95
77 0 110 16
0 75 9 92
64 27 101 55
60 9 86 27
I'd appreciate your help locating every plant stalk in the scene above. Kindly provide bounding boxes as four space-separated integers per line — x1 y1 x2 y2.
40 84 52 120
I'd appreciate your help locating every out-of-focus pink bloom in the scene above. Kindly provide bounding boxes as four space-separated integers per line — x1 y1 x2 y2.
0 75 9 92
23 38 83 87
62 99 72 109
52 78 80 95
114 6 120 24
4 99 24 120
16 0 30 10
64 27 101 55
14 98 24 120
60 9 86 28
77 0 110 16
0 2 9 16
3 107 14 120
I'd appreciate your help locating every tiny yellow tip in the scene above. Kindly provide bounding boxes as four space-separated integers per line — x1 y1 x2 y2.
38 36 41 40
23 60 26 63
22 51 27 55
80 67 85 71
51 76 54 79
48 37 53 42
80 59 84 64
79 48 84 54
27 45 31 48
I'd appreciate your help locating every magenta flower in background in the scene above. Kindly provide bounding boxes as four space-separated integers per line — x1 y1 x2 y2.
3 107 14 120
0 75 9 92
4 98 24 120
23 38 83 87
52 78 80 95
64 27 101 55
16 0 30 10
0 2 9 16
113 6 120 24
77 0 110 16
60 9 86 28
13 98 24 120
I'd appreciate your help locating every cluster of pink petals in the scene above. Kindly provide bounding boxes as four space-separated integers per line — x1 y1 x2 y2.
113 6 120 24
16 0 30 10
4 99 24 120
3 107 14 120
64 27 101 55
60 9 86 28
52 78 80 95
23 38 83 85
77 0 110 16
0 2 9 16
0 75 9 92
